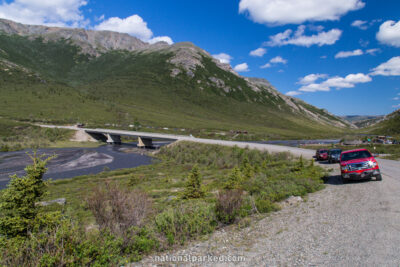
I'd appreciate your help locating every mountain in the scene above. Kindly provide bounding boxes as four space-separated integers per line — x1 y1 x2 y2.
341 115 384 128
369 109 400 135
0 18 352 139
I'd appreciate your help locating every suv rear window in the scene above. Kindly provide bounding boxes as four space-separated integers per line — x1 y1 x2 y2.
341 150 372 161
320 150 328 153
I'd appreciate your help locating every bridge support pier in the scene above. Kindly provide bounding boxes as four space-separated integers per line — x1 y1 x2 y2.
138 136 153 148
106 134 121 144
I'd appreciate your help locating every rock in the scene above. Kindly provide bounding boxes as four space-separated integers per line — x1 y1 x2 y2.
166 196 177 202
285 196 303 206
36 198 66 206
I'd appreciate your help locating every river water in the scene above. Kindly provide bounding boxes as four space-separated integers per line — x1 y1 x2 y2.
0 143 170 189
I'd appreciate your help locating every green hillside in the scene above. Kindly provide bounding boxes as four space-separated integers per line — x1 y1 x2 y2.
0 27 349 139
368 109 400 136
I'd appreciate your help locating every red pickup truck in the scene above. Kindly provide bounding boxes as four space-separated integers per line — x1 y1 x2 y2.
340 149 382 183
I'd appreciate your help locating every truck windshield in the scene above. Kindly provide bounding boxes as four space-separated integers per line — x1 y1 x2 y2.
341 150 372 161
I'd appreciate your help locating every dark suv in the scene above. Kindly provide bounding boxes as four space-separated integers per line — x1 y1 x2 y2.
328 149 342 163
340 149 382 183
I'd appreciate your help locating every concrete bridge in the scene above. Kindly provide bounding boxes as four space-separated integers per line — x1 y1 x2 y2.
84 129 160 148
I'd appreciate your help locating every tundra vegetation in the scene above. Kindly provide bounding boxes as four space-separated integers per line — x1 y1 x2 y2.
0 117 98 152
0 141 326 265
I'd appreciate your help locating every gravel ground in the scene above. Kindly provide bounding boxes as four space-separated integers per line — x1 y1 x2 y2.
136 159 400 267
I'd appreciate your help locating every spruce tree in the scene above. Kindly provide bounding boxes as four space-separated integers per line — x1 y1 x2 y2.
0 152 55 237
183 165 205 199
224 167 242 189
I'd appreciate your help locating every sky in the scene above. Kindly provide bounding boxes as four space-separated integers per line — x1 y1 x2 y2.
0 0 399 116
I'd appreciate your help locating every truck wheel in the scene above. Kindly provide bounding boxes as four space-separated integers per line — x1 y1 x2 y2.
376 174 382 181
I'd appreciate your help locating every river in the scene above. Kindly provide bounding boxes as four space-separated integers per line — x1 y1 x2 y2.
0 142 170 189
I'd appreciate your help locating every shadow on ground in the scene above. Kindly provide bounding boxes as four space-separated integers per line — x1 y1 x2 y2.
323 174 376 185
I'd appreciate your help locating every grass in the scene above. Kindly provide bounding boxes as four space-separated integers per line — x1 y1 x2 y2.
39 141 327 260
367 109 400 136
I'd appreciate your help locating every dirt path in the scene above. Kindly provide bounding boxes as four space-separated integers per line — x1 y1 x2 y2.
137 159 400 267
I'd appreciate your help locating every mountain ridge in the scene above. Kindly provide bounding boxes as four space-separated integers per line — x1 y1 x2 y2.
0 18 353 138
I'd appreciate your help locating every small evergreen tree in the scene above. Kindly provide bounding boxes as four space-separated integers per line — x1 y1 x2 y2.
299 155 304 169
309 158 315 167
240 156 254 180
182 165 205 199
0 152 55 237
292 155 305 172
224 167 242 189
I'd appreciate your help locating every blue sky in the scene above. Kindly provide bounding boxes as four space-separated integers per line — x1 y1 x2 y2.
0 0 399 116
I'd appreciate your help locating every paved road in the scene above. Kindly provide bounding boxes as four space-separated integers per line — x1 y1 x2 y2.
40 125 315 158
42 125 400 266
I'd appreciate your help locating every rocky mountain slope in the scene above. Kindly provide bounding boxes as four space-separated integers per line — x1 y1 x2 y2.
0 18 352 138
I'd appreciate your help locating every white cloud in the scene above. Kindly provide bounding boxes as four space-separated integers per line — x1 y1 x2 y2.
299 73 372 92
335 49 363 59
234 63 250 72
393 97 400 101
239 0 365 25
365 48 381 55
265 25 342 47
260 63 271 69
95 15 173 44
299 83 329 92
148 36 173 45
371 56 400 76
260 56 287 69
212 53 233 64
249 47 267 57
286 91 301 96
270 56 287 64
298 73 327 84
0 0 88 27
393 104 400 109
351 20 368 30
377 20 400 47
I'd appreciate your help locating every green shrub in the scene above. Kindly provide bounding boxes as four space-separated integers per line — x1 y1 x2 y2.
254 197 278 213
155 202 217 245
0 218 125 266
127 227 159 262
